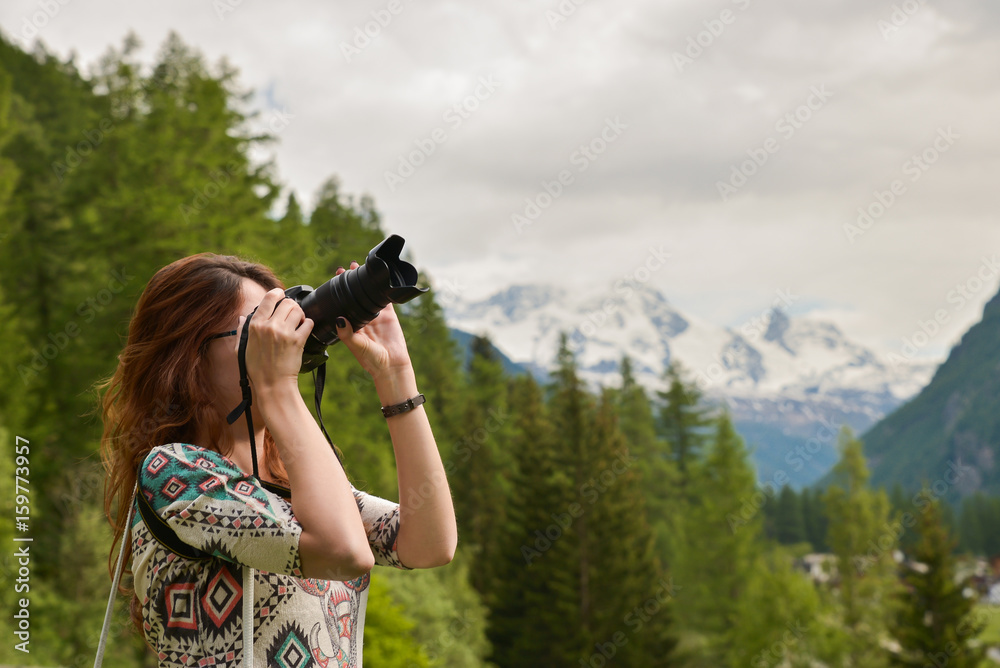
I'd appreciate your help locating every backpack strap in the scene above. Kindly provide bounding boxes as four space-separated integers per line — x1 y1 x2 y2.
135 463 211 561
262 479 291 499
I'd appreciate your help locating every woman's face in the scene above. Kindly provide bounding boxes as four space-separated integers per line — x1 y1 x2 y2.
202 278 269 422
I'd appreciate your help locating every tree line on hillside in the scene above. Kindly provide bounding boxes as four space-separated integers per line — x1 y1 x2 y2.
0 30 995 668
761 471 1000 561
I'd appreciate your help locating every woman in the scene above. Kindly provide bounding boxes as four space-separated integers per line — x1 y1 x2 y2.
99 252 457 666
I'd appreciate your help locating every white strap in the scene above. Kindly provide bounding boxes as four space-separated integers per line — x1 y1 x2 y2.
94 482 138 668
94 483 258 667
243 564 255 667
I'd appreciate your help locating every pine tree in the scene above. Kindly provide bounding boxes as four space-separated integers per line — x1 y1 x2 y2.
656 361 714 483
492 372 583 666
546 332 598 654
612 355 679 562
452 334 514 602
889 482 920 554
268 191 313 285
958 494 985 555
501 334 680 666
823 426 898 668
361 574 432 667
376 543 494 668
670 410 761 664
801 486 829 552
614 355 658 464
773 485 807 545
395 280 463 442
586 387 677 666
306 175 383 263
0 65 29 432
890 490 985 667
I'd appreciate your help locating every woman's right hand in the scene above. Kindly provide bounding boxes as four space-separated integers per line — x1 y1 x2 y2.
238 287 314 393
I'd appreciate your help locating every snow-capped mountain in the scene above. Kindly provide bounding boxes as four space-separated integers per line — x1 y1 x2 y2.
443 282 938 487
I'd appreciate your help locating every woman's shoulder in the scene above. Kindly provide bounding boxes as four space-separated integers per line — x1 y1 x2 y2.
140 443 242 478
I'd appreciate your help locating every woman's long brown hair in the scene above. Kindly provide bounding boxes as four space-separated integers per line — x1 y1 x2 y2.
98 253 337 635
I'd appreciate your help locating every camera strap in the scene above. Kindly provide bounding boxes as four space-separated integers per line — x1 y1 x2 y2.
312 362 335 450
221 306 260 668
226 306 260 478
220 303 338 666
225 305 340 481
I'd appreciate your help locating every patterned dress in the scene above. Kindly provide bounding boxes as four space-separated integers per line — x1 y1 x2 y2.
131 443 413 667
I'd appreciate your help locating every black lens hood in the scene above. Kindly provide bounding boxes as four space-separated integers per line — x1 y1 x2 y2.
286 234 428 373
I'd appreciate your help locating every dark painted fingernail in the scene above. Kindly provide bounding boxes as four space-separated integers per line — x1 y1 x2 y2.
336 317 347 329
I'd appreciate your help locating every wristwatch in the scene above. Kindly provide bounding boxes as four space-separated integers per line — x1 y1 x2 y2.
381 393 426 418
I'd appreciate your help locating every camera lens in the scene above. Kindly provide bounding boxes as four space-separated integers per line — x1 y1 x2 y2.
285 234 428 372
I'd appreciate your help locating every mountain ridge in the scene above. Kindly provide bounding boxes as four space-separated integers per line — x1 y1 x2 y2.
860 286 1000 499
443 281 938 487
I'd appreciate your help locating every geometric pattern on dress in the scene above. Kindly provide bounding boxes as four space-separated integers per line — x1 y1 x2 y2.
352 488 414 570
164 580 198 630
265 620 321 668
161 476 186 500
201 562 242 629
256 571 299 621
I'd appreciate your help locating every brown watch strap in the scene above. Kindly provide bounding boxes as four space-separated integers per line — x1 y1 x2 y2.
381 393 426 418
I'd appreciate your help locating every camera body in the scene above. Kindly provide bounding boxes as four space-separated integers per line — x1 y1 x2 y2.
284 234 428 373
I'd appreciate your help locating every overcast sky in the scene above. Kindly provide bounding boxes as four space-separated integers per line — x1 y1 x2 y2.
3 0 999 363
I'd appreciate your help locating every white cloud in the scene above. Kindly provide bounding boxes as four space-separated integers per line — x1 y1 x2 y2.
3 0 999 363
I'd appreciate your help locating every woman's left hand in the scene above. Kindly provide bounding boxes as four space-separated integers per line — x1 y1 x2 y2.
334 261 413 379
